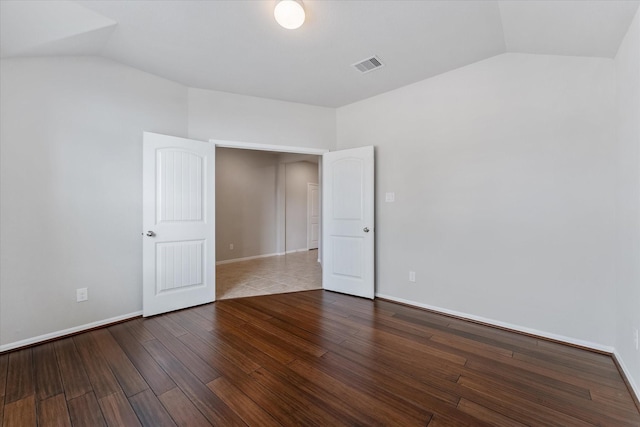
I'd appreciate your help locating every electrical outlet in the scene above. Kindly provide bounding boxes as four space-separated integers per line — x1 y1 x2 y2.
76 288 88 302
229 243 234 250
634 329 638 350
409 271 416 282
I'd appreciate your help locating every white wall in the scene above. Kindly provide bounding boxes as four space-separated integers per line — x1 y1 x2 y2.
0 56 188 347
215 148 279 261
614 8 640 396
285 161 319 251
337 53 618 348
0 57 337 349
188 88 336 150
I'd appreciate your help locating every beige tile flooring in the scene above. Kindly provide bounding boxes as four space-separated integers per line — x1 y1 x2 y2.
216 250 322 300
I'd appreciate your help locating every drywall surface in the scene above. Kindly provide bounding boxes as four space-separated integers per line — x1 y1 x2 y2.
0 56 188 347
187 88 336 150
215 153 319 261
215 148 279 261
615 7 640 395
285 161 319 252
337 53 617 347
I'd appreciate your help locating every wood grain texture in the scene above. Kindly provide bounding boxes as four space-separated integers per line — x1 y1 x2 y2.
90 329 148 397
53 339 92 401
68 392 106 427
0 353 8 400
38 394 71 427
108 324 176 396
129 389 176 427
99 391 141 427
141 318 220 383
4 349 34 404
158 387 211 427
142 339 244 426
33 343 63 401
3 395 36 427
73 333 121 398
457 398 528 427
1 290 638 426
207 376 279 426
0 355 5 427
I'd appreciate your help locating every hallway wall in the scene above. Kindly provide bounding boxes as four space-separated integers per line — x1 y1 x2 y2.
285 161 319 252
215 148 279 262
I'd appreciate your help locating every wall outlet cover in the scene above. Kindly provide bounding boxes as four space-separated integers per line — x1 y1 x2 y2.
76 288 88 302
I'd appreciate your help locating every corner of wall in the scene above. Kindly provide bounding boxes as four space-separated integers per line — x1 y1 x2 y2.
614 4 640 404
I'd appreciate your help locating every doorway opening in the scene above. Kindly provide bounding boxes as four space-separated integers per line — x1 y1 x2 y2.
142 133 374 317
212 141 326 300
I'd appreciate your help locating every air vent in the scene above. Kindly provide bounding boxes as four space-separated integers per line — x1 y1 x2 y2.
353 56 384 74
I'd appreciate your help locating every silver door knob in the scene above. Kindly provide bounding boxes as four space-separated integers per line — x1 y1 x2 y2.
146 231 156 237
363 227 370 233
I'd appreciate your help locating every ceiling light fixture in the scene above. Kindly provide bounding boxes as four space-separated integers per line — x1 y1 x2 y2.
274 0 305 30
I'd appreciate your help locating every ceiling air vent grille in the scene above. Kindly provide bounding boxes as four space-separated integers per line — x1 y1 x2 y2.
353 56 384 74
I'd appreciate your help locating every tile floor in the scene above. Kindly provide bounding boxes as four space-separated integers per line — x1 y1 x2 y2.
216 250 322 300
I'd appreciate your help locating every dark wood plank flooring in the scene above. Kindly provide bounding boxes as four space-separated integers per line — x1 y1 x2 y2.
1 290 638 426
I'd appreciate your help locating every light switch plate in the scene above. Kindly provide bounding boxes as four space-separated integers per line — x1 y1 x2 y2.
385 192 395 203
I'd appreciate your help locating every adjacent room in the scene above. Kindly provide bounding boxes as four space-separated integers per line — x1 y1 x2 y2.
1 0 639 425
215 147 322 300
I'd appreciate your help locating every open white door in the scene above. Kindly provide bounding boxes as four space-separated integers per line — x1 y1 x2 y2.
142 132 215 316
322 146 374 299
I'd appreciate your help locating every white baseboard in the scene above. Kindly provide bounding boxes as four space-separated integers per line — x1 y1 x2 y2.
375 293 615 354
216 252 285 265
613 349 640 405
0 311 142 353
286 248 309 254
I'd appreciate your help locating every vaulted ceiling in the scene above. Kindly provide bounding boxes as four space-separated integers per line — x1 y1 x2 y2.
1 1 638 107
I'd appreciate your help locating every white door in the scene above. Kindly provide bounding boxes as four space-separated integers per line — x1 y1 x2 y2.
307 183 319 250
322 146 374 299
142 132 215 317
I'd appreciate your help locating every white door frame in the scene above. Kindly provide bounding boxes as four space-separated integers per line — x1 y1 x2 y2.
307 182 320 250
213 140 328 156
210 139 328 263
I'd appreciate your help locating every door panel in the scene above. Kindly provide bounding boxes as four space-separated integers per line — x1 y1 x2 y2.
143 132 215 317
322 146 374 299
157 150 204 222
156 240 204 292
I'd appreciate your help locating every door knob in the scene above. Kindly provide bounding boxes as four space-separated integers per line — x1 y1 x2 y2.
146 231 156 237
363 227 370 233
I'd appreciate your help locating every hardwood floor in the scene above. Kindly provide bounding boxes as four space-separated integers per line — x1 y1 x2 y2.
1 290 638 426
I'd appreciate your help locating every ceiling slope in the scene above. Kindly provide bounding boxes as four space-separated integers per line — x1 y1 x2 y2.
0 1 638 107
500 0 639 58
0 0 116 57
77 0 506 107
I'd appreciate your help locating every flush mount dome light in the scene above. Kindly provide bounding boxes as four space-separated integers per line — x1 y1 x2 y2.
274 0 305 29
